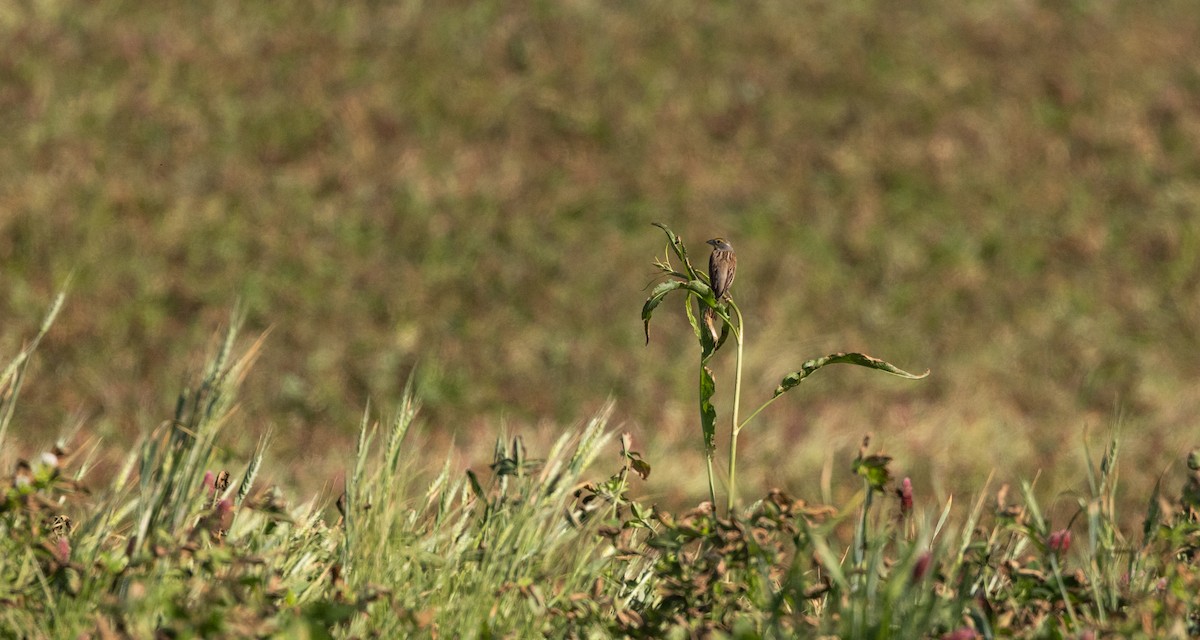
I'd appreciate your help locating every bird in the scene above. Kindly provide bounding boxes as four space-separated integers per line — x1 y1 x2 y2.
703 237 737 341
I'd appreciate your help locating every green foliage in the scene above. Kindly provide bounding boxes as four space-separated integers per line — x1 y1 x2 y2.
644 224 926 515
0 312 343 639
853 449 893 493
0 298 1199 637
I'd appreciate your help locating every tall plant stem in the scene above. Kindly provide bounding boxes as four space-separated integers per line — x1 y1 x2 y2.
701 328 718 508
705 453 717 507
726 304 745 516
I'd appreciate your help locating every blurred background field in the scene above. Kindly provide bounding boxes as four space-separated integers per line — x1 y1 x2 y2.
2 1 1199 522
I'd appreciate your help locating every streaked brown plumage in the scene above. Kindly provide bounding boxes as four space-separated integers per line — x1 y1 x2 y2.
703 237 736 340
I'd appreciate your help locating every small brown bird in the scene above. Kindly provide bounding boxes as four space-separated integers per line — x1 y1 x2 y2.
703 237 737 340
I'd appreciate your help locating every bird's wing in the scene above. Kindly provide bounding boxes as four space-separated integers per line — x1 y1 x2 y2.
710 251 735 299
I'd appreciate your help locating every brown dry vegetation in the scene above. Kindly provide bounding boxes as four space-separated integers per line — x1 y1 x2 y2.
2 1 1200 523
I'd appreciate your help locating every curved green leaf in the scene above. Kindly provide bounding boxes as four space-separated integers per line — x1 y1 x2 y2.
774 352 929 397
642 280 685 344
643 279 719 345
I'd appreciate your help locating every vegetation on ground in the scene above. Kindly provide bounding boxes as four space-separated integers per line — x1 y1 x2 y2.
3 296 1200 637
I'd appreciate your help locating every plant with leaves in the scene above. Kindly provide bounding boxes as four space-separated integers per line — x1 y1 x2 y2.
643 223 929 514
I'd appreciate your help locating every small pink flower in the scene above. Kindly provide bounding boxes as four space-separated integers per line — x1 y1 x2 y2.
203 471 216 492
941 628 978 640
54 538 71 564
1047 529 1072 555
898 477 914 515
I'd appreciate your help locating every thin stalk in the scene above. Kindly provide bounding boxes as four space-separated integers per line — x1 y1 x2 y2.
850 482 872 634
1049 554 1079 629
726 304 745 516
706 452 717 508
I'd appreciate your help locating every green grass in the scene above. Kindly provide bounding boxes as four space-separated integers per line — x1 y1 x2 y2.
2 312 1199 638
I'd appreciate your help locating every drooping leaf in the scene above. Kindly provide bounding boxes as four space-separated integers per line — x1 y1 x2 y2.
700 364 717 453
630 457 651 480
644 279 719 345
642 280 685 344
774 352 929 397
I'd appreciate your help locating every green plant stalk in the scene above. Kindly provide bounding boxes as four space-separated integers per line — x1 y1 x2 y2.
700 321 716 508
850 480 873 634
1050 554 1079 628
705 448 718 508
726 303 745 516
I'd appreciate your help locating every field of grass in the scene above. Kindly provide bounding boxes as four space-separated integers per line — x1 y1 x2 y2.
2 314 1199 637
3 0 1200 634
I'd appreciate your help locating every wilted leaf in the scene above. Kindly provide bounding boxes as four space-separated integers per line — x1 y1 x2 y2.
774 352 929 397
630 458 651 480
